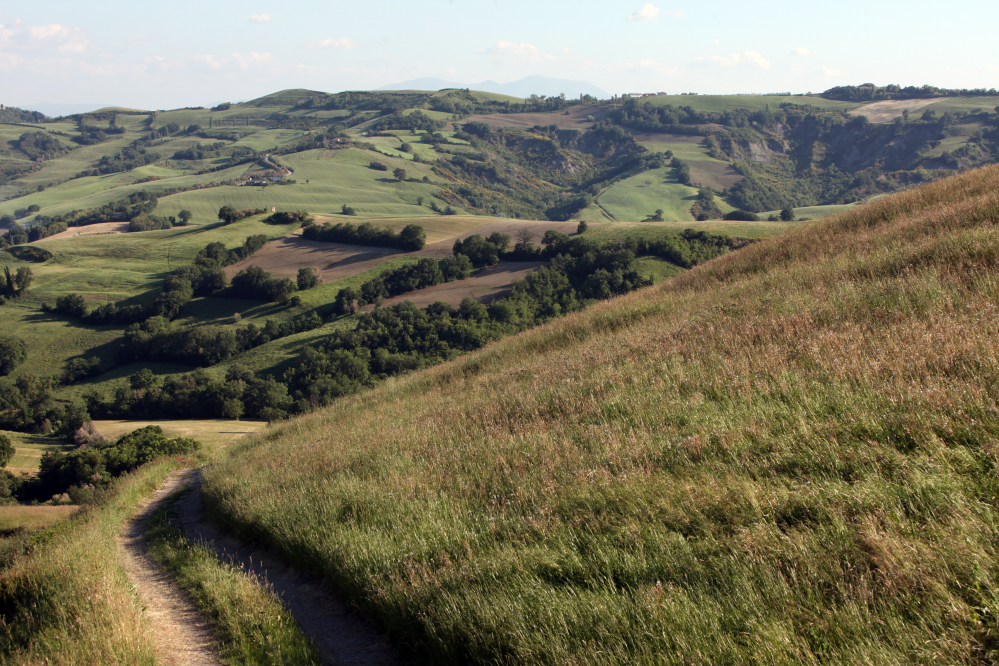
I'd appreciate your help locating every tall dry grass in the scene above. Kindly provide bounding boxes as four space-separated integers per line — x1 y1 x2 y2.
0 460 179 665
206 164 999 664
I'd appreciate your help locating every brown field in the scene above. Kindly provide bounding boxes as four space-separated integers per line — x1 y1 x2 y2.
370 261 543 310
688 160 743 190
227 218 586 283
34 221 130 242
0 505 78 531
90 419 267 452
850 98 947 123
225 234 402 283
463 105 612 131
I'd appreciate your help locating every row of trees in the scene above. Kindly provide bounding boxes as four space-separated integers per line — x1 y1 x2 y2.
301 220 427 251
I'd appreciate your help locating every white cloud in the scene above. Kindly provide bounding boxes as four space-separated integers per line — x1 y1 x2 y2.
822 66 844 76
23 24 91 53
698 50 771 69
482 40 561 62
713 40 720 45
628 4 683 21
616 59 677 75
194 51 273 70
306 37 356 49
793 46 817 56
249 13 271 23
629 4 660 20
129 34 148 42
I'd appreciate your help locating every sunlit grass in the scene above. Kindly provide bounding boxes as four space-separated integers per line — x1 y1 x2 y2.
205 163 999 663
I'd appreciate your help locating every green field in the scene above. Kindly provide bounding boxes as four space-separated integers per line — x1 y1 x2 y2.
758 202 860 220
2 430 74 474
636 94 862 113
921 96 999 116
586 166 737 222
585 217 801 240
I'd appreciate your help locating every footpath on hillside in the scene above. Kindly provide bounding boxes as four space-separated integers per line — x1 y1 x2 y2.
119 468 403 666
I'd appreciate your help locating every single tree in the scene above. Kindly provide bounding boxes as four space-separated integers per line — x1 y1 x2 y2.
177 209 193 225
0 432 13 468
14 266 32 294
297 267 322 291
416 196 424 206
0 337 27 376
129 368 155 391
393 167 407 181
577 220 588 234
515 228 535 248
780 207 796 222
218 205 237 225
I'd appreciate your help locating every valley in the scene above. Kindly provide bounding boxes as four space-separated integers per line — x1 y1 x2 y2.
1 81 998 664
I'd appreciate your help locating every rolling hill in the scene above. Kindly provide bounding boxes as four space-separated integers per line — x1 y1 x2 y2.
205 163 999 663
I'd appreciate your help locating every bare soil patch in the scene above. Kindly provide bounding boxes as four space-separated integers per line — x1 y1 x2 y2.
688 161 744 190
224 234 402 283
850 98 947 123
464 105 612 131
226 219 583 284
369 261 544 310
34 221 130 242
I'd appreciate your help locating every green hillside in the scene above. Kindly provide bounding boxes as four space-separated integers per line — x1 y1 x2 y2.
206 164 999 663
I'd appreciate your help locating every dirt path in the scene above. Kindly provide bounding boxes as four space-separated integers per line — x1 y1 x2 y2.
171 469 403 666
118 470 222 666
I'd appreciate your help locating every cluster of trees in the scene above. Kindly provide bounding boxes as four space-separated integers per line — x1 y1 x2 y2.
74 117 126 146
0 106 47 124
1 265 33 299
25 426 199 503
301 220 427 251
0 337 27 376
370 110 447 133
92 366 294 423
17 132 65 160
172 141 227 160
822 84 999 102
218 205 266 224
337 256 473 310
228 265 297 303
119 311 323 367
0 373 87 437
147 122 181 139
79 146 162 177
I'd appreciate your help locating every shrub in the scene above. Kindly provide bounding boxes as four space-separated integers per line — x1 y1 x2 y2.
723 210 760 221
369 161 388 171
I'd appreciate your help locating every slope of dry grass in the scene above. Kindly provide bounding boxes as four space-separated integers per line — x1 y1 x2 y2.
206 164 999 664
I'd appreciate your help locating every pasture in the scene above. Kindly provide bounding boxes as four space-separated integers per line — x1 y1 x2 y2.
635 94 861 112
2 431 74 476
90 419 267 453
463 105 611 131
0 506 78 531
205 164 999 664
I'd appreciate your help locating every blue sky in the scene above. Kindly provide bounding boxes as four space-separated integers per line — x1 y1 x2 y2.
1 0 996 109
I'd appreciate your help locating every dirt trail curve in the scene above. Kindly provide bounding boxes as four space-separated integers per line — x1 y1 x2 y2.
118 470 222 666
123 468 404 666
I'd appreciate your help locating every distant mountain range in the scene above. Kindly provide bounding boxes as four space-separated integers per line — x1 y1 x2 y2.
377 75 610 100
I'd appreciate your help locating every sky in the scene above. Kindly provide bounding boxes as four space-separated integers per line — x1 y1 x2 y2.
1 0 996 110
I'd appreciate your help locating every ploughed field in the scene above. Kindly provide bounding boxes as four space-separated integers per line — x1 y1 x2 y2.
206 164 999 664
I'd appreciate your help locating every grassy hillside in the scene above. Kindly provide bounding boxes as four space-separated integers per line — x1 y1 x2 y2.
206 164 999 664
